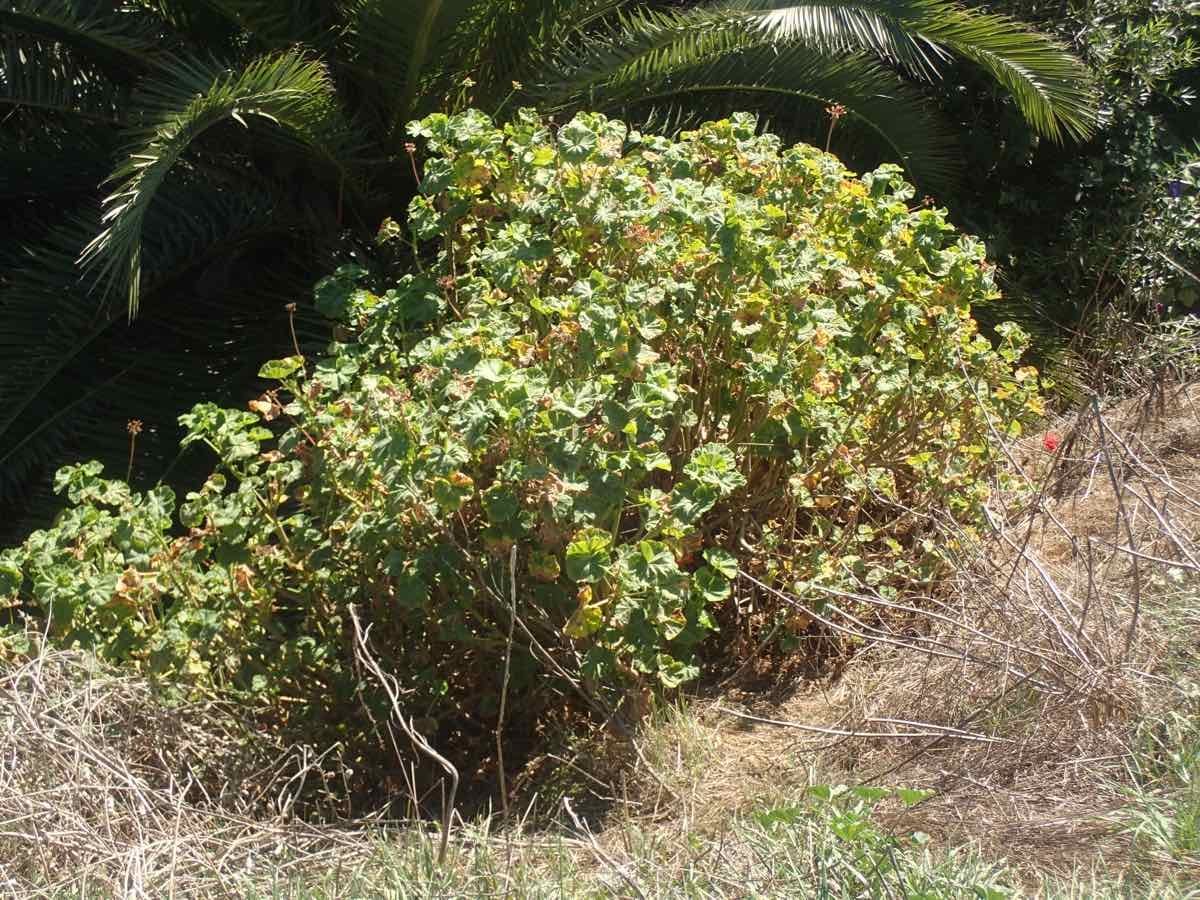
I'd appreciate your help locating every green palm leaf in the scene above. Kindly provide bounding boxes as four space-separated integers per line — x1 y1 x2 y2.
0 127 114 220
733 0 948 78
541 0 1095 182
540 6 744 97
0 34 123 122
541 8 958 186
0 187 326 521
342 0 481 130
195 0 337 49
455 0 630 101
78 50 351 317
731 0 1098 141
0 0 167 72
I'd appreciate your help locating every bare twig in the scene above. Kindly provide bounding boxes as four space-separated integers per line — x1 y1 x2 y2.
496 546 518 819
0 649 368 897
714 706 1009 744
1091 397 1142 655
562 797 647 900
349 606 459 865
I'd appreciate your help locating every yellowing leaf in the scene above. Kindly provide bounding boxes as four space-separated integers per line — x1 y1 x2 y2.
565 586 604 638
247 397 278 421
258 356 304 379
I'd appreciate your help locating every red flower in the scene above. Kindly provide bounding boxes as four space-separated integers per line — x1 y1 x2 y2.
1042 432 1061 452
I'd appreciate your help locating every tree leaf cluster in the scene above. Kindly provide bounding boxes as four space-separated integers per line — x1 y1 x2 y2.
1 111 1042 792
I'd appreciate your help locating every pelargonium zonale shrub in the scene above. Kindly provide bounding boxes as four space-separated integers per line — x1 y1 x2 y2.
0 110 1041 783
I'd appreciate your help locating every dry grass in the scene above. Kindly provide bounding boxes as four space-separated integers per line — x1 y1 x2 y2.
3 380 1200 897
0 650 392 898
606 380 1200 884
863 381 1200 872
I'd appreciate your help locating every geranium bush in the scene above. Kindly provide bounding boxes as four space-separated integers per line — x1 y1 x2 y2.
0 110 1040 783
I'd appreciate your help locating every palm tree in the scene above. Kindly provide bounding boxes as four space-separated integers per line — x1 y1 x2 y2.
0 0 1095 538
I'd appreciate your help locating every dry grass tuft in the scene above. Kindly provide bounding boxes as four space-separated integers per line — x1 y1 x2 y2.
611 379 1200 883
0 650 384 898
3 379 1199 896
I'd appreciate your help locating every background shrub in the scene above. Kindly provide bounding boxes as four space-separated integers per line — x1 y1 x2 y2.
946 0 1200 383
0 0 1095 545
0 110 1039 792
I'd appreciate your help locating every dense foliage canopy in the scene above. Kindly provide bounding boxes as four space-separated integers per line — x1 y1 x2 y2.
947 0 1199 387
1 112 1041 793
0 0 1093 537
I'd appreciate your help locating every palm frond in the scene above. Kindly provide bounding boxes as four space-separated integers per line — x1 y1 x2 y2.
0 212 130 509
0 265 321 542
133 0 241 47
539 6 747 97
0 125 115 247
729 0 948 79
0 186 327 526
545 2 1095 153
0 0 168 73
193 0 337 49
728 0 1098 141
901 1 1097 141
0 33 123 122
542 11 958 187
78 50 352 318
458 0 631 102
342 0 481 128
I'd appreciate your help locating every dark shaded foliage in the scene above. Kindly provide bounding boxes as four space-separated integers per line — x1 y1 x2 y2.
943 0 1199 390
0 0 1094 539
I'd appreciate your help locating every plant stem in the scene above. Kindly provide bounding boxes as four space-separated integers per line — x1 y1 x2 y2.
495 546 517 819
126 435 137 483
286 303 302 357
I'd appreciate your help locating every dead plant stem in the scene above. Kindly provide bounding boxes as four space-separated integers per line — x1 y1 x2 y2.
495 546 518 819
